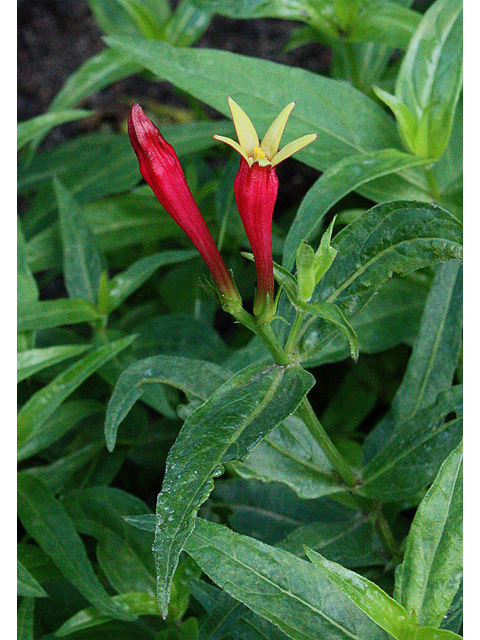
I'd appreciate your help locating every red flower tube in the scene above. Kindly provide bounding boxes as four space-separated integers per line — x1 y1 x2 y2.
128 104 241 308
214 98 317 321
234 159 278 318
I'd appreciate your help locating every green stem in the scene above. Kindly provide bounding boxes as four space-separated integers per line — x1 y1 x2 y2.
231 308 290 366
284 308 306 354
423 165 441 200
375 508 402 561
231 307 359 489
296 398 359 488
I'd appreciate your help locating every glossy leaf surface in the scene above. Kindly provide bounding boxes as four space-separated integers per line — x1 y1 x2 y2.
17 473 134 621
152 362 315 616
185 518 389 640
395 442 463 628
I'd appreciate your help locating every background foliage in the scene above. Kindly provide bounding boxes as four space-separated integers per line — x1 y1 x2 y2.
18 1 462 638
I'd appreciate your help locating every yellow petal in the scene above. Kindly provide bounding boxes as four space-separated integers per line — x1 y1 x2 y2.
271 133 318 166
213 134 252 164
260 102 296 160
227 97 259 158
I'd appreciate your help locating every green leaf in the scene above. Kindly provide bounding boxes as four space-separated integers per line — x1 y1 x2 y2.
55 592 159 637
365 260 462 461
106 36 439 202
17 344 91 382
17 336 135 461
17 560 48 598
17 109 92 150
17 474 134 621
234 415 343 499
304 547 409 639
51 48 141 111
279 516 386 568
17 597 35 640
395 442 463 628
297 201 462 363
305 301 359 361
283 149 428 269
105 37 399 166
18 218 39 306
347 1 421 49
25 443 103 493
212 478 353 545
19 134 142 237
378 0 463 159
359 386 462 501
440 582 462 633
88 0 171 36
415 630 462 640
189 0 311 20
26 192 180 274
18 400 103 463
19 122 233 196
105 355 230 450
185 519 389 639
190 579 290 640
132 314 231 362
153 362 315 616
106 249 197 312
63 487 156 596
55 177 105 304
161 0 212 47
17 298 101 331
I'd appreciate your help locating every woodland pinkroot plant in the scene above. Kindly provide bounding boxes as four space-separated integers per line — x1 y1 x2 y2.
17 0 463 637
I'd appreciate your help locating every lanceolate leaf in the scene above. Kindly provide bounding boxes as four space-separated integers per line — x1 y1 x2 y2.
50 48 141 112
105 249 197 312
17 109 92 150
17 218 39 304
359 386 462 501
395 0 463 159
17 344 91 383
395 442 463 628
283 149 428 269
297 201 462 363
305 301 359 361
365 259 463 462
17 474 134 622
55 177 105 304
17 598 35 640
18 400 103 463
152 362 315 616
18 336 135 460
17 298 102 331
55 592 160 637
105 38 400 165
304 549 462 640
63 487 157 597
304 548 409 639
17 560 48 598
234 415 343 499
105 355 231 451
184 518 389 640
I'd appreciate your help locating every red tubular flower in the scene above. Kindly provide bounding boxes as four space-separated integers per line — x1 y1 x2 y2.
128 104 241 308
234 159 278 319
214 98 317 321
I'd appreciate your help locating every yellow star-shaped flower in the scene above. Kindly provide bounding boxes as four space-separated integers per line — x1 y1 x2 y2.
214 97 317 167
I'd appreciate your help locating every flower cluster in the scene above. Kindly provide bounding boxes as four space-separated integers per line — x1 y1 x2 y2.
128 99 317 321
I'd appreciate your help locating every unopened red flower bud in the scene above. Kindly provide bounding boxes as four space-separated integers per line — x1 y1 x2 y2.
128 104 241 307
